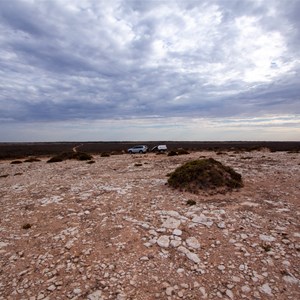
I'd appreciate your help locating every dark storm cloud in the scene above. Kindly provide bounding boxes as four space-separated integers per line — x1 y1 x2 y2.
0 0 299 127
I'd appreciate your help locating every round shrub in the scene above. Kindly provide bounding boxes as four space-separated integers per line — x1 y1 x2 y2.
168 158 243 193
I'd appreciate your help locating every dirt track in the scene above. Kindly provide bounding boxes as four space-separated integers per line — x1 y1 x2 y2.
0 150 299 299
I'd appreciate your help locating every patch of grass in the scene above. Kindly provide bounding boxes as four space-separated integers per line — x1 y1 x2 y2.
47 151 93 163
14 172 23 176
168 158 243 194
87 160 95 164
134 163 143 167
22 223 32 230
11 160 23 164
0 174 9 178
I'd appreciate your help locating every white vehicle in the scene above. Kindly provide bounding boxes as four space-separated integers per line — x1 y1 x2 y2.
127 145 148 154
151 145 168 152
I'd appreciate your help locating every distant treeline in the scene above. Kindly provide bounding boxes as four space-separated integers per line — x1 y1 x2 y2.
0 141 299 160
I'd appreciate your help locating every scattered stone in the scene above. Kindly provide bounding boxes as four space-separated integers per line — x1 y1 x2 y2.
157 235 170 248
87 290 103 300
47 284 56 291
162 217 181 229
186 251 200 264
259 283 273 296
241 285 251 293
217 222 226 229
173 229 182 236
186 237 200 249
217 265 225 271
170 240 181 248
192 214 213 227
283 275 299 285
226 289 234 299
166 286 174 296
259 234 276 242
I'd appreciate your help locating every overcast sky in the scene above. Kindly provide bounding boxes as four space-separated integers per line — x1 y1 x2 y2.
0 0 299 142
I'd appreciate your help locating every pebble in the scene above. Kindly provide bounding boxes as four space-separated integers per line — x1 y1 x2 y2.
157 235 170 248
87 290 103 300
259 234 276 242
173 229 182 236
162 217 181 229
259 283 273 296
186 237 200 249
226 289 234 299
186 251 200 264
217 222 226 229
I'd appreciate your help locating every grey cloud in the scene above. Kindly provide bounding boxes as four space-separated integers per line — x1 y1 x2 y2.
0 0 299 129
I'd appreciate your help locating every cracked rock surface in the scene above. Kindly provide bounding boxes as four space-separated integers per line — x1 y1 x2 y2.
0 150 299 299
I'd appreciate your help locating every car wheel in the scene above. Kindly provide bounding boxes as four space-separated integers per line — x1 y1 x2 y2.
139 150 143 153
129 151 132 154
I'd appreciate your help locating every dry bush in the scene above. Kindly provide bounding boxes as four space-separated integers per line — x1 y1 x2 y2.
177 148 190 155
168 158 243 193
167 150 178 156
24 157 41 162
101 152 110 157
47 151 92 163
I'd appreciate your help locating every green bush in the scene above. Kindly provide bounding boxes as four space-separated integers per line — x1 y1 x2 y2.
168 158 243 193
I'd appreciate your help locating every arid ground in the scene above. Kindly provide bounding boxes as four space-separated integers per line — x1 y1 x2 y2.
0 147 299 299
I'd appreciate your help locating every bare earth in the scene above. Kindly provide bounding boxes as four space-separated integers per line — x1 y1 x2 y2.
0 150 299 300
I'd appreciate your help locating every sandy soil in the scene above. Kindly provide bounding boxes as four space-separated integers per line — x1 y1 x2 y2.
0 150 299 299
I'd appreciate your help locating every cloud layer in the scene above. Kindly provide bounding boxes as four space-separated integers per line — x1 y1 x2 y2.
0 0 299 141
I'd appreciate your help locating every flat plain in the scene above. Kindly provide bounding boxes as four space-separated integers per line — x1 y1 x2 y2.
0 145 299 299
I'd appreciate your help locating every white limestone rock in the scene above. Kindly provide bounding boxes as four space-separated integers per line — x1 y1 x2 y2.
186 237 200 249
157 235 170 248
162 217 181 229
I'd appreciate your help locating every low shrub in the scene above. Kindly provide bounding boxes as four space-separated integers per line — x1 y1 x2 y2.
101 152 110 157
22 223 32 229
168 151 178 156
186 199 196 206
177 148 190 155
168 158 243 193
47 156 63 163
24 157 41 162
11 160 23 164
47 151 93 163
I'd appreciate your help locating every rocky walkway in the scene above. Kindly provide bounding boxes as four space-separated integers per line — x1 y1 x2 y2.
0 150 299 299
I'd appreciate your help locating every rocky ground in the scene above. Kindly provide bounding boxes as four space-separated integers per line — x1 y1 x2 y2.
0 150 299 300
